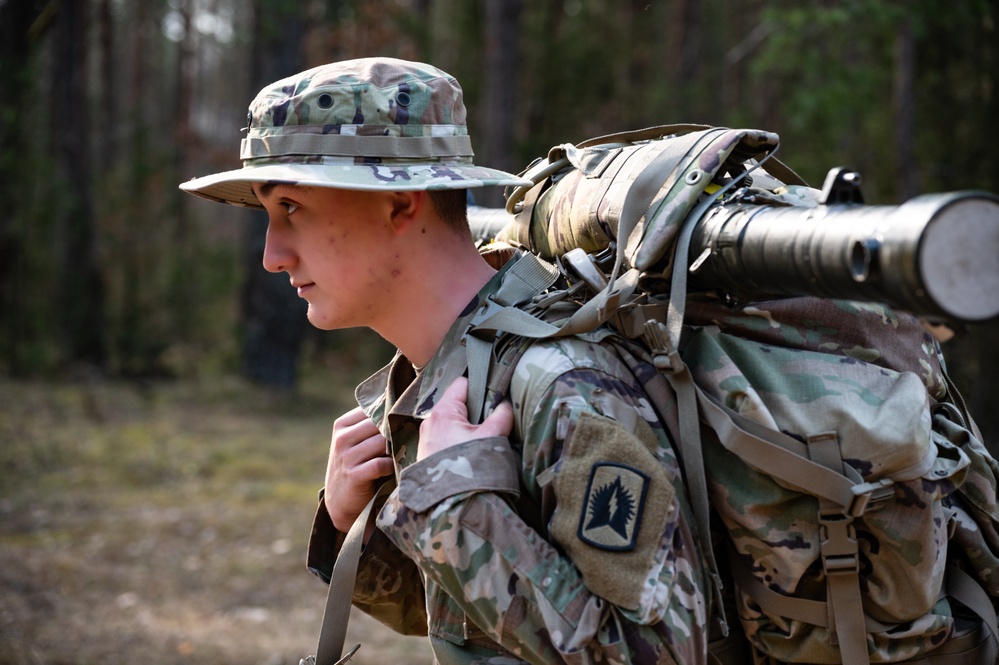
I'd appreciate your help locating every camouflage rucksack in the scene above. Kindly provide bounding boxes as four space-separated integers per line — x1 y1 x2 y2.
465 125 999 664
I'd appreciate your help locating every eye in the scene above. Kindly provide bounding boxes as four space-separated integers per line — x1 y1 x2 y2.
280 201 299 216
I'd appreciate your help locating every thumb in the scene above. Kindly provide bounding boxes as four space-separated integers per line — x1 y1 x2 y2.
435 376 471 420
479 400 514 439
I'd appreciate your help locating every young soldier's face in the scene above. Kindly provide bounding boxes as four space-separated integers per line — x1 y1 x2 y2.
254 183 398 331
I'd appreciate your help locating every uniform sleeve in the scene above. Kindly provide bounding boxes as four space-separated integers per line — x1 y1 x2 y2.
375 340 709 665
307 490 428 636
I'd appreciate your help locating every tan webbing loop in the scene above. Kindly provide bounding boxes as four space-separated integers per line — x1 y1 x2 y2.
464 254 560 423
611 129 726 283
463 257 644 422
807 432 871 664
312 482 393 665
644 142 831 638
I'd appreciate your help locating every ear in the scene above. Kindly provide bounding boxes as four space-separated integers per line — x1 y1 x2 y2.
387 190 427 234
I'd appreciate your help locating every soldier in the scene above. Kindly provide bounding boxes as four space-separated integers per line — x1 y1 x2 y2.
180 57 709 664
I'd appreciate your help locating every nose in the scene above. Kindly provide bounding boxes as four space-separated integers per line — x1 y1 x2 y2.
261 219 295 273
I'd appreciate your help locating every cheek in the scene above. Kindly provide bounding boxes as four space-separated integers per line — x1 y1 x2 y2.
326 223 349 246
310 225 394 295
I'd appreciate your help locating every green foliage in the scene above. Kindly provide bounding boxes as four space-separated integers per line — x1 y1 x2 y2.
746 0 998 198
1 0 996 393
747 1 900 195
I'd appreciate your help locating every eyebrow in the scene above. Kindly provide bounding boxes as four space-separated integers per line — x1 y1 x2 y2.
256 181 305 201
256 182 278 199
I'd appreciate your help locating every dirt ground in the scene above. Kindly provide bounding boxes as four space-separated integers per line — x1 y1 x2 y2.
0 374 433 665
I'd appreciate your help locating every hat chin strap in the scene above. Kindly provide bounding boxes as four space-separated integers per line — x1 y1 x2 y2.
240 133 474 161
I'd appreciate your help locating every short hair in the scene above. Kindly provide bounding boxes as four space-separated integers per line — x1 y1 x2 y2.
427 189 469 236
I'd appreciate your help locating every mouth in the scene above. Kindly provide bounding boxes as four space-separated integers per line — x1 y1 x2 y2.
293 282 315 297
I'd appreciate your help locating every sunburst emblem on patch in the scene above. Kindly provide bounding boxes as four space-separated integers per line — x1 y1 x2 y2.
578 463 650 551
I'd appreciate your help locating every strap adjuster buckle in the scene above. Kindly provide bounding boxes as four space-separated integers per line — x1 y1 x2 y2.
823 553 860 577
643 319 684 374
847 478 894 517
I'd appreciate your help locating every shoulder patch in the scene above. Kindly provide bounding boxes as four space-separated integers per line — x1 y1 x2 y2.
579 462 649 550
550 409 676 611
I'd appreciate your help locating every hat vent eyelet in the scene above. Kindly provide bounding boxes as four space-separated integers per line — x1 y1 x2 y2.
396 91 412 107
317 93 334 109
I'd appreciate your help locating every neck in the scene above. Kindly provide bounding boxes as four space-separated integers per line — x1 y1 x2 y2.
372 231 496 368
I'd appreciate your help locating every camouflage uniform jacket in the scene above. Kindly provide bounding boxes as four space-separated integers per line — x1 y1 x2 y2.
308 258 710 664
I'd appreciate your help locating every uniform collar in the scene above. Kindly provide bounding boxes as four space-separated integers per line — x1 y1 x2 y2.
354 260 515 433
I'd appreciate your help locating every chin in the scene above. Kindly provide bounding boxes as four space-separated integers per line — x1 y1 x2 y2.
305 310 337 331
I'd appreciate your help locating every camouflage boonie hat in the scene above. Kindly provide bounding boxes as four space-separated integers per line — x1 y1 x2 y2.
180 57 530 208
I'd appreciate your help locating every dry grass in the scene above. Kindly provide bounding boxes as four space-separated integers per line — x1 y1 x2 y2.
0 372 433 665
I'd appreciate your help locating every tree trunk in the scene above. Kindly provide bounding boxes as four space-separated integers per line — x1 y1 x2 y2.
170 0 198 341
477 0 523 208
673 0 702 120
892 15 918 202
116 0 155 375
55 0 107 368
97 0 116 171
239 0 309 389
0 0 50 374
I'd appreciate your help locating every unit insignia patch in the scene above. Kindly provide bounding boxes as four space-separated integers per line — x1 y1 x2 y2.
578 463 649 551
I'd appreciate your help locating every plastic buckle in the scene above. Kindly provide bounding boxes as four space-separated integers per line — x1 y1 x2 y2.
562 248 609 293
818 514 860 576
532 282 584 309
823 553 860 577
643 319 684 374
463 296 505 340
847 478 894 517
654 349 685 374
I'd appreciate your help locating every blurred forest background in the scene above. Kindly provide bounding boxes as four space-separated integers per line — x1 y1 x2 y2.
1 0 998 663
3 0 999 400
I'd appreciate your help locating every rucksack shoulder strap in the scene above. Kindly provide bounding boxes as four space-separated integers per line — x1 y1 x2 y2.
464 253 642 422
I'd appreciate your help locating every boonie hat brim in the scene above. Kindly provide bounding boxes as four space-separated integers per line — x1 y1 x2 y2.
180 58 533 209
181 161 531 209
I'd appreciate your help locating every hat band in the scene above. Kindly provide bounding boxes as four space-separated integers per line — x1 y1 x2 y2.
240 133 474 161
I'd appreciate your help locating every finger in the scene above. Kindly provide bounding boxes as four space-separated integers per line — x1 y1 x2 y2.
334 405 369 429
357 454 395 480
342 431 389 465
326 426 387 489
480 400 514 438
338 416 381 442
334 451 393 487
329 432 387 481
332 415 384 453
433 376 471 420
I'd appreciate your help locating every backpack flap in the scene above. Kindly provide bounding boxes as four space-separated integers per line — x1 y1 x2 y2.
686 325 973 663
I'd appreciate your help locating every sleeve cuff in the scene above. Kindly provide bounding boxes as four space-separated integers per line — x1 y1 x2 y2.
306 488 344 584
397 437 520 512
306 486 404 585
